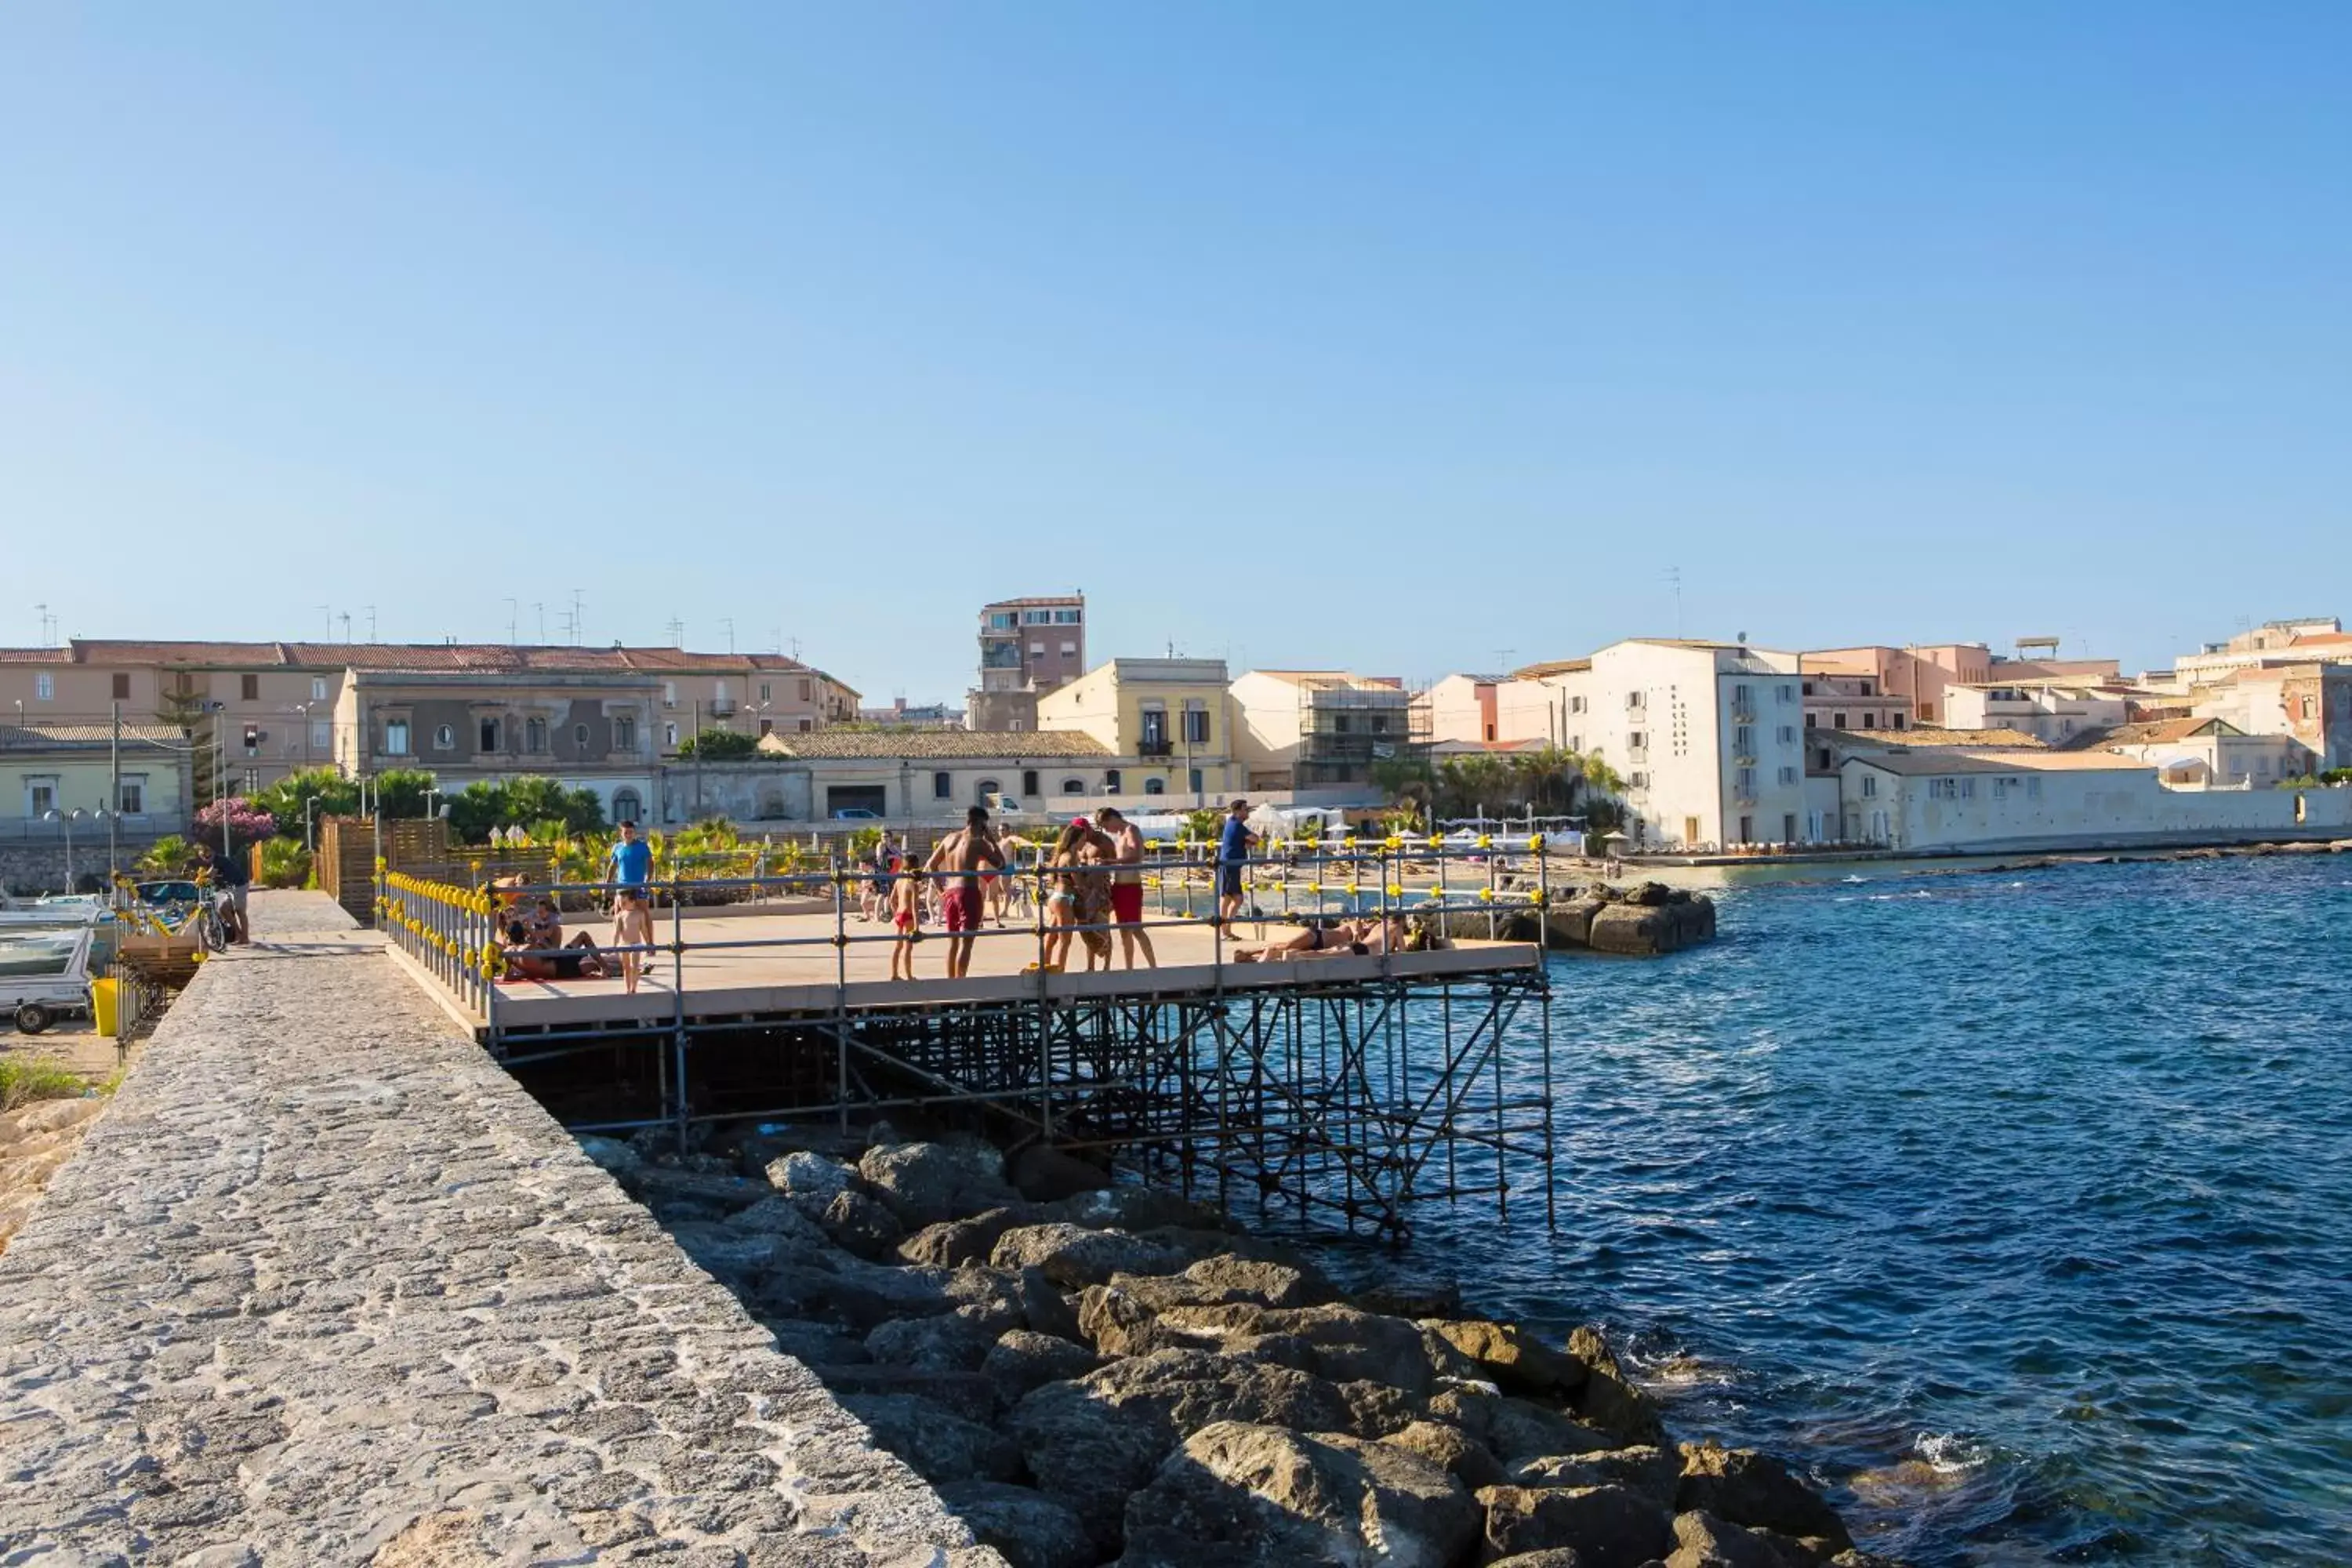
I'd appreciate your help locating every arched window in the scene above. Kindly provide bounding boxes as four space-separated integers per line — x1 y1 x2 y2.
1143 777 1166 796
975 778 1000 804
575 723 590 748
434 724 456 751
1062 778 1086 795
612 788 642 825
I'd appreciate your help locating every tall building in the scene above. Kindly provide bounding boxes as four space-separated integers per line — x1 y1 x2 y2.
968 593 1085 731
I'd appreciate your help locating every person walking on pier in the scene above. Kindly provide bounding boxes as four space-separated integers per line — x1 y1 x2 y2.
1215 798 1257 938
924 806 1007 979
607 819 653 910
1095 807 1156 969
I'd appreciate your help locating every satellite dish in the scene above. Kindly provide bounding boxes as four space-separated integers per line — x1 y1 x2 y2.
1737 631 1748 644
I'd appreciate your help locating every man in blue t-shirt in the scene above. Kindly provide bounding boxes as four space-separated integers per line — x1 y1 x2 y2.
607 818 653 908
1214 799 1257 937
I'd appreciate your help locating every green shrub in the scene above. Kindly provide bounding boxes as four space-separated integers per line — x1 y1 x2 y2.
677 729 758 760
0 1058 89 1110
259 840 313 889
137 836 200 877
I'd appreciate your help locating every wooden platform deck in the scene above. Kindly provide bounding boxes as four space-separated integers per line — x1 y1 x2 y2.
387 906 1544 1036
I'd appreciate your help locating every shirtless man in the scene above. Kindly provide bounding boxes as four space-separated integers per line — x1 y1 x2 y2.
924 805 1007 979
1094 808 1156 969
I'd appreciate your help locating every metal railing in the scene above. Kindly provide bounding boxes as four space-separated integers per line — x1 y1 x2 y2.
375 835 1561 1035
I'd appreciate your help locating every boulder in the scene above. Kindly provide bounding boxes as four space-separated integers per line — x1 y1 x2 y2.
936 1479 1094 1568
820 1189 909 1261
1009 1144 1114 1203
1664 1508 1787 1568
866 1313 1000 1374
1674 1442 1854 1553
626 1162 771 1208
1671 897 1718 945
1014 1265 1085 1342
1006 1381 1185 1553
1476 1483 1671 1568
982 1330 1101 1407
1074 1349 1359 1441
817 1365 1000 1425
1551 897 1607 948
666 1221 809 1281
940 1265 1033 1335
1079 1284 1187 1359
859 1139 1022 1225
1569 1326 1666 1446
1489 1555 1590 1568
1352 1277 1460 1319
764 1149 857 1207
992 1223 1190 1289
756 1258 958 1333
1586 902 1678 956
900 1206 1034 1268
1336 1380 1426 1439
1149 1301 1444 1397
1174 1252 1334 1308
1435 1388 1617 1465
1047 1185 1229 1234
1120 1421 1479 1568
760 1318 870 1368
720 1194 833 1249
1382 1420 1506 1491
1508 1446 1680 1509
575 1134 640 1173
1627 880 1673 907
839 1392 1022 1485
1422 1319 1588 1400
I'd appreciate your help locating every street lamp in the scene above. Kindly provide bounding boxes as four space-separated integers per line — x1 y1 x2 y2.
303 794 322 854
41 807 105 894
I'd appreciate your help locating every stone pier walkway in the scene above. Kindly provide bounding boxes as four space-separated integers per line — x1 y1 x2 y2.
0 893 994 1566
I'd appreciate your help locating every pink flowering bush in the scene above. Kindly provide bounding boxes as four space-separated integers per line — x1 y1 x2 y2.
191 797 278 850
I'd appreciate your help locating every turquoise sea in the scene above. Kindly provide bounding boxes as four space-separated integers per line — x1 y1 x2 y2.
1417 853 2352 1565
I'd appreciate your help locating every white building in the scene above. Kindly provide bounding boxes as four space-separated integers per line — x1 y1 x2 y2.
2078 717 2315 788
1229 670 1420 795
1486 641 1807 850
1940 681 2131 744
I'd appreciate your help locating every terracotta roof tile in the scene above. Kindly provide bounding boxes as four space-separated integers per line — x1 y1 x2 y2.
2 722 187 748
1837 727 2049 750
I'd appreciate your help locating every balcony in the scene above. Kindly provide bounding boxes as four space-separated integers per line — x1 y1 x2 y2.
710 698 738 717
1138 737 1173 758
1730 706 1757 724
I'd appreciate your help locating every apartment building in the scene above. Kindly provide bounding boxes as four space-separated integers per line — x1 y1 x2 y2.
1036 658 1238 804
1421 673 1504 746
2165 617 2348 693
0 641 858 800
2064 717 2314 787
1940 681 2131 744
1229 670 1421 794
1800 643 2122 728
968 594 1086 731
2 722 195 886
2193 662 2352 771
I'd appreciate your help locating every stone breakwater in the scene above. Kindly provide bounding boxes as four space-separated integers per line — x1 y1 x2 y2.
594 1124 1890 1568
0 911 995 1566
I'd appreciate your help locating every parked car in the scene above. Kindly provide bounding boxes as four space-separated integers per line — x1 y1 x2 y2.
983 794 1025 815
830 808 882 821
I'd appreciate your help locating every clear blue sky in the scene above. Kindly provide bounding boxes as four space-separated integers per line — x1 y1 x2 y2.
3 4 2346 698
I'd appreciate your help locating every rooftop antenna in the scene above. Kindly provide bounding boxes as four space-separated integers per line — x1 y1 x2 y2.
1493 648 1516 675
789 636 802 662
720 617 735 655
338 611 352 642
1664 566 1683 639
505 598 519 645
534 602 546 644
665 616 685 648
365 605 377 642
34 603 56 646
557 605 578 644
769 627 782 655
570 588 585 646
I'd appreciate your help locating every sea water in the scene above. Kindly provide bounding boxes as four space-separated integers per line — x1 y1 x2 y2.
1419 852 2352 1565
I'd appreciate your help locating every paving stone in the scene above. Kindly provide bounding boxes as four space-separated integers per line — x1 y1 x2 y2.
0 899 997 1566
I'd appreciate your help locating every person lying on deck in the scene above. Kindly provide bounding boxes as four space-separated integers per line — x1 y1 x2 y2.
1232 916 1446 963
499 893 608 981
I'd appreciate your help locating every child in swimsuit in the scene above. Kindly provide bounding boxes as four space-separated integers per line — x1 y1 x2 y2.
889 863 924 980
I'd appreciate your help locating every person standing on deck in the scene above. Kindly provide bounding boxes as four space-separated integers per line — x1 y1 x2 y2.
1095 808 1156 969
607 819 653 921
1214 799 1257 938
924 806 1007 979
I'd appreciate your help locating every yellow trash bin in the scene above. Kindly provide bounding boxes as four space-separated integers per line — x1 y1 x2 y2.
91 978 120 1039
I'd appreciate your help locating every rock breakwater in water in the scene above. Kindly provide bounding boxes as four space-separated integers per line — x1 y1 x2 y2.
583 1122 1887 1568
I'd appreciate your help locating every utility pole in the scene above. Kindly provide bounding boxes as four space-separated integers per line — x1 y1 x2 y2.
109 701 121 879
365 604 377 641
505 598 519 644
721 618 735 655
535 602 546 644
571 588 585 645
692 699 704 817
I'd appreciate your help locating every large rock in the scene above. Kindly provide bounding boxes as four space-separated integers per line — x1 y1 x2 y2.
901 1206 1034 1268
1476 1483 1671 1568
1551 896 1607 948
866 1312 1000 1374
665 1221 812 1281
1674 1442 1854 1553
1586 902 1679 956
1010 1144 1115 1202
757 1257 958 1332
1047 1185 1229 1234
1383 1419 1506 1490
1422 1319 1588 1400
1120 1421 1479 1568
720 1193 833 1246
1337 1379 1426 1438
575 1133 641 1173
937 1480 1094 1568
1569 1326 1666 1446
1145 1301 1446 1397
983 1329 1101 1407
1509 1446 1681 1508
1664 1508 1788 1568
1015 1265 1085 1342
817 1364 1000 1425
992 1223 1189 1289
820 1188 909 1261
1127 1253 1333 1311
1434 1388 1618 1465
942 1265 1034 1335
764 1149 857 1207
860 1139 1022 1225
839 1392 1022 1485
1489 1555 1590 1568
761 1317 870 1367
1005 1382 1182 1553
1077 1349 1359 1439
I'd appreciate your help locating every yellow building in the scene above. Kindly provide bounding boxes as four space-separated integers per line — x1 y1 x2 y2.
1036 658 1238 806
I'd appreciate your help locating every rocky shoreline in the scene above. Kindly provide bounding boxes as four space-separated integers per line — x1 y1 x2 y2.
581 1122 1892 1568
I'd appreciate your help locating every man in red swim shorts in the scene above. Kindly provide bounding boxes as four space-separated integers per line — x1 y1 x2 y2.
924 805 1007 979
1094 807 1156 969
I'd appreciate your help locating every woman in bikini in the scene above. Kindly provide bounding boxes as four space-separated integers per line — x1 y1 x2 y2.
1033 820 1090 972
